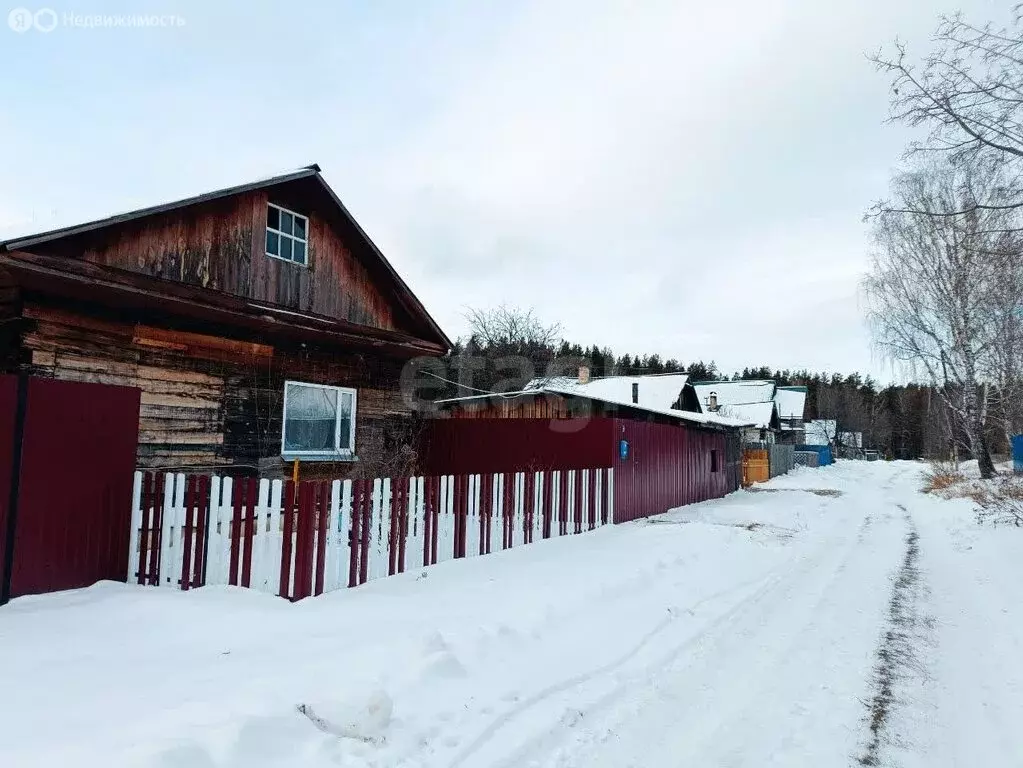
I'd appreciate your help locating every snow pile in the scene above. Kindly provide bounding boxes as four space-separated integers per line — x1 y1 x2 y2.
2 460 1022 768
298 691 393 743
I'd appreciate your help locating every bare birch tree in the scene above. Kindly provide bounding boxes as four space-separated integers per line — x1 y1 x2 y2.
871 9 1023 218
865 160 1021 478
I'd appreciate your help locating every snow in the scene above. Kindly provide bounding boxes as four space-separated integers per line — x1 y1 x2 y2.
691 379 776 408
690 380 785 428
439 381 750 428
774 386 807 420
715 399 776 428
2 461 1022 767
525 374 689 412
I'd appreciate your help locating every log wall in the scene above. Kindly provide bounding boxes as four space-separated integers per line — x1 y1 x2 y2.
14 302 416 478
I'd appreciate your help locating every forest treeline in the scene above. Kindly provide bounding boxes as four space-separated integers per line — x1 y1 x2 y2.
415 308 958 461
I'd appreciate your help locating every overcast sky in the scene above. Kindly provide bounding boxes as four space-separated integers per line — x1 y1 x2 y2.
0 0 1006 381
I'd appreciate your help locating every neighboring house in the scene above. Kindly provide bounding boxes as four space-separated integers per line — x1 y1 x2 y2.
774 385 808 444
0 165 450 476
685 379 782 444
424 369 751 521
523 371 696 411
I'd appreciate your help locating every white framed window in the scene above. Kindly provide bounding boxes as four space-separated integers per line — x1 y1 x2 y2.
265 203 309 266
281 381 357 459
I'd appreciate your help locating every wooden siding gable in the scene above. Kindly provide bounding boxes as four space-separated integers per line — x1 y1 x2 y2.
0 169 449 349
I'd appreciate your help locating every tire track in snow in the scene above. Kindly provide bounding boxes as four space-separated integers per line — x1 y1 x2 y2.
445 565 798 768
488 494 902 768
856 503 928 767
447 510 873 768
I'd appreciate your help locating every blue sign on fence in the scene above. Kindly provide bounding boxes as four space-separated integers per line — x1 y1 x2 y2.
619 439 630 460
1012 435 1023 475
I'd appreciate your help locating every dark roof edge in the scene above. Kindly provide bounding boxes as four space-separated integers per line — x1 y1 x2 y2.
0 163 452 350
308 174 452 350
0 165 321 251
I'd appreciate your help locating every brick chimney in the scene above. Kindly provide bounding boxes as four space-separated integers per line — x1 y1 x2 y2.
578 365 590 384
708 391 719 411
632 382 639 404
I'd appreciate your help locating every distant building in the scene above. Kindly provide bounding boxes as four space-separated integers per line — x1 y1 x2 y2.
684 379 796 445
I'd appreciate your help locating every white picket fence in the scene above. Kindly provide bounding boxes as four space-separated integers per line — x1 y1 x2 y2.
129 468 613 599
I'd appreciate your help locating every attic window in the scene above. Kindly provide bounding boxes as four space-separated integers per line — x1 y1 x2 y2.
265 203 308 265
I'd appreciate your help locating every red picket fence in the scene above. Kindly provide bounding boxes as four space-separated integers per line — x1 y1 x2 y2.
130 468 613 600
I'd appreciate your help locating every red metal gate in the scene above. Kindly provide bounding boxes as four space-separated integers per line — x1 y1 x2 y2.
0 375 141 602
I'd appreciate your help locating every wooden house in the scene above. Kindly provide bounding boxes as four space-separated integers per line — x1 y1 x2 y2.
686 380 783 444
422 372 750 521
0 165 450 476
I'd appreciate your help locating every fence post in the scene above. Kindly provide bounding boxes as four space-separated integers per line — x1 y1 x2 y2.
265 479 283 595
314 481 329 596
136 472 153 584
523 471 535 545
348 479 364 588
180 475 197 591
480 474 491 555
279 479 296 600
397 478 409 573
588 469 597 531
574 470 583 534
294 482 315 600
430 477 440 566
359 480 373 585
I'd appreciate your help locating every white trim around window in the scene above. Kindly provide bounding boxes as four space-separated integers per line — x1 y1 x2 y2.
280 380 358 460
265 202 309 266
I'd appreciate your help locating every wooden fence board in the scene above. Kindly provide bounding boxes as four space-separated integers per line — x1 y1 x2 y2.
128 467 614 601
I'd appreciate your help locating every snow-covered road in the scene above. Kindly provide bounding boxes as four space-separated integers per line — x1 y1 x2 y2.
2 461 1021 767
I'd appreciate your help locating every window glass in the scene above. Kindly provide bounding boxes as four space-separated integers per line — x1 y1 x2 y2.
337 391 353 449
266 204 308 265
283 384 338 453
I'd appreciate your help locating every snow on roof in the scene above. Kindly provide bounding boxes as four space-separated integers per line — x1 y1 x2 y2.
774 386 807 421
715 401 777 429
691 380 777 410
524 373 690 411
437 376 751 429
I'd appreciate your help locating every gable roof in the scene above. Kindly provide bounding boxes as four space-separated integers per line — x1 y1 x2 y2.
438 379 751 429
0 164 451 349
715 400 778 429
691 380 777 409
689 379 788 429
524 373 690 411
775 385 808 421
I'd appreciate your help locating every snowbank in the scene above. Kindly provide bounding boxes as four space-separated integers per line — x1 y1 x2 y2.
3 460 1020 768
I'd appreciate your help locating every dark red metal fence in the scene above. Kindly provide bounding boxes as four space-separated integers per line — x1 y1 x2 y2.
612 418 738 523
419 417 614 474
422 415 741 524
0 375 141 602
